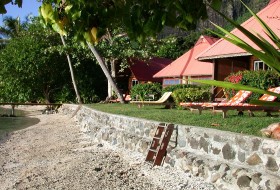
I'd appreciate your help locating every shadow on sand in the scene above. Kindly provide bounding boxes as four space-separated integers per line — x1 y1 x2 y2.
0 116 40 144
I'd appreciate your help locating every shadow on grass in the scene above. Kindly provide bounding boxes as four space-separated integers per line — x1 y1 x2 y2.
0 117 40 144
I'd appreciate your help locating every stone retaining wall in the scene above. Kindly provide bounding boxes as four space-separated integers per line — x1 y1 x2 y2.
61 104 280 190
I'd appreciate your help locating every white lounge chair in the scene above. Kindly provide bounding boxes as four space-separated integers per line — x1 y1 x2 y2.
130 92 174 108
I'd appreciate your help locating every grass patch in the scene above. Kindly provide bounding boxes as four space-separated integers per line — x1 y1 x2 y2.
87 103 280 137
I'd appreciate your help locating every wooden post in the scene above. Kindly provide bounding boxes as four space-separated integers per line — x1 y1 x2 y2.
11 105 15 116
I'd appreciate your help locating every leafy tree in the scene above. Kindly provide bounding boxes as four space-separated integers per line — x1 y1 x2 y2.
55 38 107 103
154 32 203 59
59 34 82 103
0 19 71 103
97 28 146 98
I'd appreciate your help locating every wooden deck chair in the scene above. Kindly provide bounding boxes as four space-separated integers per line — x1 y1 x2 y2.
207 87 280 118
130 92 174 108
180 90 252 114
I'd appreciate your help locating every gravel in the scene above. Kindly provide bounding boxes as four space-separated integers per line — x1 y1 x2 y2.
0 106 216 190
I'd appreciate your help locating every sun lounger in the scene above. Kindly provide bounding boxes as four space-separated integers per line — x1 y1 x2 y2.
130 92 174 108
180 90 252 114
207 87 280 118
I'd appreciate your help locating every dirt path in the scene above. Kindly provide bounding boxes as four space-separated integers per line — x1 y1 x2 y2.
0 107 216 190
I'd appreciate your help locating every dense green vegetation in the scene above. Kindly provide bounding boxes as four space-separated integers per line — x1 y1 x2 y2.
172 87 212 106
0 17 209 104
130 83 162 101
0 20 70 103
88 103 279 137
0 19 107 103
224 70 280 101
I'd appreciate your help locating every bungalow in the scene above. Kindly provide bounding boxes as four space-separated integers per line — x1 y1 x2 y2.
197 0 280 97
153 35 219 87
128 57 172 90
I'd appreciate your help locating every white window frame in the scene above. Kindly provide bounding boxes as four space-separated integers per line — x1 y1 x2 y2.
253 60 270 71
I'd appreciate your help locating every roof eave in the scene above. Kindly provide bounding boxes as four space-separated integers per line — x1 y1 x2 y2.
153 75 183 79
198 52 252 61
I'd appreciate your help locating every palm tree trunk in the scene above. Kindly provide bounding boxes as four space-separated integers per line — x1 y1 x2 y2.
60 34 82 104
87 42 125 103
107 59 117 98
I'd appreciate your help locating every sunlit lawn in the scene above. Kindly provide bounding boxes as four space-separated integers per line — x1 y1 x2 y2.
1 103 279 139
87 103 280 137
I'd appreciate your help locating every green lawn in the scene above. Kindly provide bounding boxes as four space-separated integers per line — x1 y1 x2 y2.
1 103 278 139
87 103 280 137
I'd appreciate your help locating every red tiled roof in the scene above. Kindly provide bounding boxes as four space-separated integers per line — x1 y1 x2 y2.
129 57 172 82
153 36 218 78
198 0 280 60
269 0 278 4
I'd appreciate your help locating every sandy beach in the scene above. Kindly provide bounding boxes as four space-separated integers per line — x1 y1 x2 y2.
0 106 216 190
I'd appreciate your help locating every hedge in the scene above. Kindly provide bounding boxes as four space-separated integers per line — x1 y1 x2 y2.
224 70 280 101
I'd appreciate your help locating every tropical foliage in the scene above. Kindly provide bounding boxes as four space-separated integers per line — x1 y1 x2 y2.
154 32 202 59
0 16 27 38
0 16 27 49
0 19 107 103
172 86 211 106
130 83 162 101
38 0 221 44
163 84 198 93
0 19 68 102
224 70 280 101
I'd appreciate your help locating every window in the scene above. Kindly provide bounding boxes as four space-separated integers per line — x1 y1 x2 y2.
163 79 181 86
132 79 138 86
253 60 270 71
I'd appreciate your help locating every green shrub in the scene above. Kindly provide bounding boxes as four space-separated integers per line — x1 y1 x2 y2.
224 70 280 101
172 87 211 105
130 83 162 101
52 86 75 103
163 84 198 92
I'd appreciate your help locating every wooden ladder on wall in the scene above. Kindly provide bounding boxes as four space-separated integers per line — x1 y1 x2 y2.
145 123 174 166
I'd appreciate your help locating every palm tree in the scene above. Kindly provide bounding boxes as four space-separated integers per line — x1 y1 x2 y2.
0 16 26 38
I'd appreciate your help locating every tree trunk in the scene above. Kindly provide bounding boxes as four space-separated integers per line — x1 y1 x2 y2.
107 81 112 98
87 42 125 103
60 34 83 104
107 59 116 98
105 60 113 98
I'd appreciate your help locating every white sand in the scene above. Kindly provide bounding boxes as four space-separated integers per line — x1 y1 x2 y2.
0 106 216 190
